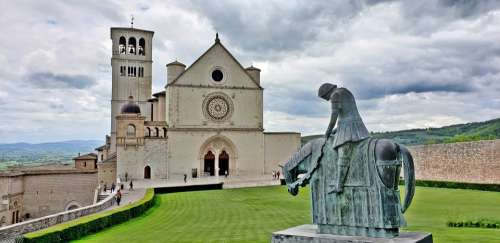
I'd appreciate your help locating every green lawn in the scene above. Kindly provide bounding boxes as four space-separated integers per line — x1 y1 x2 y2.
75 186 500 243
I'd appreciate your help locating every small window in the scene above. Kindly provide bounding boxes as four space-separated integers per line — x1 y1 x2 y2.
120 66 126 76
138 67 144 77
133 67 137 77
127 124 136 137
84 162 87 167
212 69 223 82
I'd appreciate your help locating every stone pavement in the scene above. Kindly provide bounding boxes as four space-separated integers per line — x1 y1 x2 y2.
99 187 146 211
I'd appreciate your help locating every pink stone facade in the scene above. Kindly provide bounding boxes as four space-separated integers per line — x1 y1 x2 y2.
408 139 500 184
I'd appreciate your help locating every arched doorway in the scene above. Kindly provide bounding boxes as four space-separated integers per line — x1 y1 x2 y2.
204 151 215 176
219 151 229 176
144 165 151 179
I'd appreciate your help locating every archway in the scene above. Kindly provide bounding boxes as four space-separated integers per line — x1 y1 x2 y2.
65 201 82 211
204 151 215 176
219 150 229 176
144 165 151 179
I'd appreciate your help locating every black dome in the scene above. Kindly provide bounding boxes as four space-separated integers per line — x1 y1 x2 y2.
121 97 141 114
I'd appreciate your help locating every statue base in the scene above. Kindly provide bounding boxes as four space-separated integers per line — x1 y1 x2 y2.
271 225 432 243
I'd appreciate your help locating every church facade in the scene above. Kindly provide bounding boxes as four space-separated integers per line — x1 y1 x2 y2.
97 26 301 183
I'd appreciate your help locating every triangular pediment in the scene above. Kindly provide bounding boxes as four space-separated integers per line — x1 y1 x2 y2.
167 41 261 89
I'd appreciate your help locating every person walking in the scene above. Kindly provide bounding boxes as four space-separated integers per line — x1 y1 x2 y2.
129 180 134 191
276 170 281 180
224 170 228 178
116 189 122 206
104 183 107 192
111 183 116 193
183 174 187 183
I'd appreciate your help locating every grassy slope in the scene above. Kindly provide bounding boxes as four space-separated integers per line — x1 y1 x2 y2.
302 118 500 146
76 186 500 243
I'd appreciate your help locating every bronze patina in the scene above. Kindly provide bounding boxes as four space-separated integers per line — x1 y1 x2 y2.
283 83 416 238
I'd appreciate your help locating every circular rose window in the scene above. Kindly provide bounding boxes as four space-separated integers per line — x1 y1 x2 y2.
211 69 224 82
203 92 233 121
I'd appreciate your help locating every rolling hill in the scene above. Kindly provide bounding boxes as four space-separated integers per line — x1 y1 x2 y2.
0 140 103 170
302 118 500 146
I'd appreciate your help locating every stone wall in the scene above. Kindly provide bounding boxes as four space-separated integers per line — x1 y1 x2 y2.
22 171 98 219
264 132 301 174
0 192 115 240
408 139 500 184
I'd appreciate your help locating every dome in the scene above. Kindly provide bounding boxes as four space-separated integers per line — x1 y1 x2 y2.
121 96 141 114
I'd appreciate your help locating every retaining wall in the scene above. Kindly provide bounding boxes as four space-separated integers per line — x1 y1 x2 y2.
0 193 115 240
408 139 500 184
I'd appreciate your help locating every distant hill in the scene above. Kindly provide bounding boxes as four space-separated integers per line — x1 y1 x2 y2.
302 118 500 146
0 140 103 170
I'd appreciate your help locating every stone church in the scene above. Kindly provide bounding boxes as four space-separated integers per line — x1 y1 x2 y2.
96 26 301 184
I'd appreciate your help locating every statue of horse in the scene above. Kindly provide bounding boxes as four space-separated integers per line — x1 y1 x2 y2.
282 135 415 237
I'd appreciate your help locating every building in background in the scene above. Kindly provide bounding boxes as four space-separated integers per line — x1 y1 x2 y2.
97 26 301 183
0 162 98 227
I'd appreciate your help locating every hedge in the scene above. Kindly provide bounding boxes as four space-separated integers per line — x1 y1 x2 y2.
398 179 500 192
23 188 156 243
447 219 500 229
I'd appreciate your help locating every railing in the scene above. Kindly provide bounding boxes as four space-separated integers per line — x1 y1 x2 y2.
0 192 116 240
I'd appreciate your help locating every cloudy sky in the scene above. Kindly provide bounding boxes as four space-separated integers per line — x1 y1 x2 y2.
1 0 500 143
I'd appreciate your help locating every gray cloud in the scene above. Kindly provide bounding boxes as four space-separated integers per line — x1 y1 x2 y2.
25 72 96 89
189 0 392 60
1 0 500 142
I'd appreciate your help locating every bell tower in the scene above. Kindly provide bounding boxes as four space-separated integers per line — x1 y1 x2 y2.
109 26 154 152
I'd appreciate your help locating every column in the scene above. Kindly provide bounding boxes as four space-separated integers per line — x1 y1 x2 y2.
215 151 220 177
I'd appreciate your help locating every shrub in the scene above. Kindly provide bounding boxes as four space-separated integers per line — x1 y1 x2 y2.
23 188 156 243
447 219 500 229
399 179 500 192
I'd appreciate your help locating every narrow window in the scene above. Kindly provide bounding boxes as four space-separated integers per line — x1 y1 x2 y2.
120 66 125 76
119 36 126 54
127 124 136 137
128 37 136 54
133 67 137 77
139 38 145 55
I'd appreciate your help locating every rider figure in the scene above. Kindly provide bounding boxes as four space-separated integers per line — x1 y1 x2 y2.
318 83 369 193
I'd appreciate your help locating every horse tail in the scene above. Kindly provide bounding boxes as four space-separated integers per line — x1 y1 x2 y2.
397 144 415 213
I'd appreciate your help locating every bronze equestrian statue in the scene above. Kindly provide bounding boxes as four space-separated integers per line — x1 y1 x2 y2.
283 83 416 238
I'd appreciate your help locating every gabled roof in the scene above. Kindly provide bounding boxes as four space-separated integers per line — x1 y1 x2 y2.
165 37 262 89
73 153 98 160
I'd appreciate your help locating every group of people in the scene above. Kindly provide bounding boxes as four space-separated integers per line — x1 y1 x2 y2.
272 170 281 180
101 179 135 206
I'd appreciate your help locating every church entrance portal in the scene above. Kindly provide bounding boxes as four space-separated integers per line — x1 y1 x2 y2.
219 151 229 176
144 165 151 179
204 151 215 176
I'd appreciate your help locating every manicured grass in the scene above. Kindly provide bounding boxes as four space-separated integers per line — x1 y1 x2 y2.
75 186 500 243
